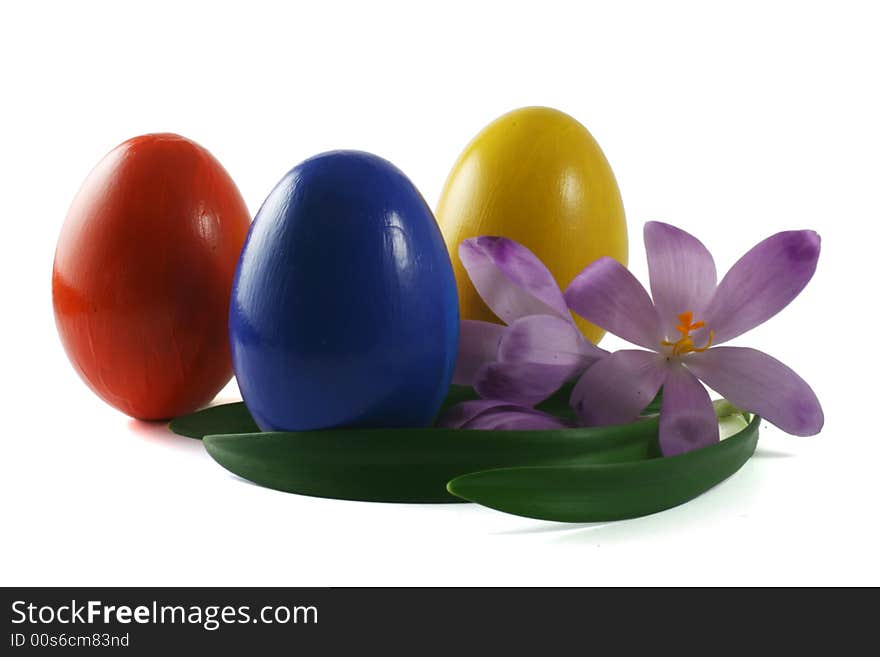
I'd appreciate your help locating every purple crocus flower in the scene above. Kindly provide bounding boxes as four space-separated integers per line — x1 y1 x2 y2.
451 236 606 406
438 236 606 431
438 399 574 431
564 221 824 455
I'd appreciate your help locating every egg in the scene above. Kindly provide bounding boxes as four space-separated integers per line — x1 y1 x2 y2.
229 151 459 432
436 106 627 343
52 133 251 420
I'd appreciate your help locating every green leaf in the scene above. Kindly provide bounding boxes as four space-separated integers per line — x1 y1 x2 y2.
169 403 258 438
640 388 663 416
202 420 661 503
169 384 483 439
446 415 760 522
169 383 657 439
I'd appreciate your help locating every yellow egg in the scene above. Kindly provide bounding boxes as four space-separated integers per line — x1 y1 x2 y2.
436 106 628 344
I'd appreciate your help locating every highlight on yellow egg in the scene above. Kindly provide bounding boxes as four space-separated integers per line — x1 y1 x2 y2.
436 106 627 344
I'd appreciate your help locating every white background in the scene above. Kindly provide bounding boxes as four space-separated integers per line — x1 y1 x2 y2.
2 0 878 586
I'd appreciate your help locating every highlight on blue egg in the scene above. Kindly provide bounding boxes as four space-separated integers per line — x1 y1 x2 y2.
229 150 460 432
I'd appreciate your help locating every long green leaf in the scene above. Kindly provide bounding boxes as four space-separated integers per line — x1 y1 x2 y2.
446 415 760 521
202 420 661 503
169 402 258 438
168 386 487 438
168 383 654 439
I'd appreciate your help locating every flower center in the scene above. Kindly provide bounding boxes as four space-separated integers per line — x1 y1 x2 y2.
662 311 714 357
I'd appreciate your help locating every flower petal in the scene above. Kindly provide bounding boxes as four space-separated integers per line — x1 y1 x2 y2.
659 364 719 456
564 257 663 350
570 349 667 426
459 237 569 324
644 221 717 336
704 230 821 344
452 320 506 385
497 314 607 368
435 399 572 430
464 407 573 431
474 361 577 407
684 346 823 436
436 399 519 429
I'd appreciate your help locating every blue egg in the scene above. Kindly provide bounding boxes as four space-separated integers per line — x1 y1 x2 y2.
229 151 459 432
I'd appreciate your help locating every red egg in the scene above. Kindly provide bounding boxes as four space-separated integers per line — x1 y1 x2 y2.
52 134 251 420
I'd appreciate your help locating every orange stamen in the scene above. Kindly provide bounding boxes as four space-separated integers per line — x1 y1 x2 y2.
662 312 714 357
